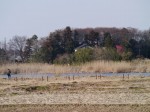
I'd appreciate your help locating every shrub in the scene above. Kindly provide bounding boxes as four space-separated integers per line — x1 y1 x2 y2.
121 51 133 61
54 54 74 64
74 48 93 63
102 48 122 61
92 48 104 60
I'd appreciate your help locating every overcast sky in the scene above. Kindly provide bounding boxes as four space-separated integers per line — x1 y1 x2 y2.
0 0 150 41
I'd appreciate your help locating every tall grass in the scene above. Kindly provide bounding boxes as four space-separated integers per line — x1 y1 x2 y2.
80 61 133 73
0 59 150 74
80 59 150 73
0 63 78 75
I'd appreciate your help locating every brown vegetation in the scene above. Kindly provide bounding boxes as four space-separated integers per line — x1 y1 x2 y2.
0 104 150 112
0 59 150 74
0 74 149 112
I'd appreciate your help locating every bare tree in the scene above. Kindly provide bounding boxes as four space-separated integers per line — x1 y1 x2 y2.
9 35 26 62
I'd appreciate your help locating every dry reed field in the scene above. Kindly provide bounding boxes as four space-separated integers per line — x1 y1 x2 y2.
0 59 150 74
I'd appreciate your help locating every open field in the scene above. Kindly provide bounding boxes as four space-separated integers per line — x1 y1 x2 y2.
0 72 150 111
0 76 150 103
0 59 150 74
0 104 150 112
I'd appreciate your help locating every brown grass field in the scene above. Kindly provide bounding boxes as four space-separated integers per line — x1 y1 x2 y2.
0 59 150 74
0 75 150 112
0 104 150 112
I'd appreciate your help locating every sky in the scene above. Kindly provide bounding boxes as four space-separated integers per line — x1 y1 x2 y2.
0 0 150 42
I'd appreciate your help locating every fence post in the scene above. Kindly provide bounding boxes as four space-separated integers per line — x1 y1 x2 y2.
47 76 48 82
128 74 129 79
96 75 97 79
123 74 124 80
42 76 44 81
73 75 75 80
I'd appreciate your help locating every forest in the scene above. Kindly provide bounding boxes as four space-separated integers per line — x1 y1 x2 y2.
0 26 150 64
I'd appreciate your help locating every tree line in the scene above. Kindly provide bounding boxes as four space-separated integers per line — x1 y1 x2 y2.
0 26 150 64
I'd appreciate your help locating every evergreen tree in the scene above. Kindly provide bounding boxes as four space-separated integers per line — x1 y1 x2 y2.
63 26 75 53
103 32 114 48
24 35 38 62
73 30 80 47
85 30 99 47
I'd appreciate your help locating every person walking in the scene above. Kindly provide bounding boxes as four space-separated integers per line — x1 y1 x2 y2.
7 69 11 79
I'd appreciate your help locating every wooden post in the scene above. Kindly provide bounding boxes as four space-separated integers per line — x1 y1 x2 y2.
96 75 97 79
73 75 75 80
47 76 48 82
100 74 101 79
42 76 44 81
123 74 124 80
128 74 129 79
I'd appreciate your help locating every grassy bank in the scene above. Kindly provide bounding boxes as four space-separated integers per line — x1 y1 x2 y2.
0 59 150 74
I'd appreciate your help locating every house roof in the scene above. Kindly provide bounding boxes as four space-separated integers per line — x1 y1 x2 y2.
75 43 93 52
75 43 88 49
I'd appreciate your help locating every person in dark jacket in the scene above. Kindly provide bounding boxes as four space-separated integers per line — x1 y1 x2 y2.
7 69 11 79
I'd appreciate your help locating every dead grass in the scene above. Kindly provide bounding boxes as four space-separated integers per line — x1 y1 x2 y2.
0 63 78 75
0 59 150 74
0 104 150 112
0 76 149 108
80 61 133 73
0 76 149 95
